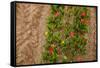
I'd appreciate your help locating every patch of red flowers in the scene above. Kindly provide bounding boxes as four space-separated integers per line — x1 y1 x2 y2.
49 47 54 55
81 12 86 17
70 32 75 37
54 11 60 17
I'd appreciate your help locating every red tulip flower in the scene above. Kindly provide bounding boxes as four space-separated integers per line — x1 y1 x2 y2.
49 47 53 55
55 11 60 17
81 12 86 17
70 32 75 37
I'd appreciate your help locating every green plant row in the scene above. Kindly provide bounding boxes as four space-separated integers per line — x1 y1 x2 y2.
43 5 90 63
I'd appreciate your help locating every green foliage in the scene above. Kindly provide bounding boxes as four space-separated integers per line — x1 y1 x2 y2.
43 5 90 63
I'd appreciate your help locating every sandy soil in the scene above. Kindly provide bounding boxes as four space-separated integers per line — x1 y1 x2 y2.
83 7 96 61
16 3 50 65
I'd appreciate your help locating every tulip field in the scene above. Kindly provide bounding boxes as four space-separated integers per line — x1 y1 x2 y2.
42 5 96 63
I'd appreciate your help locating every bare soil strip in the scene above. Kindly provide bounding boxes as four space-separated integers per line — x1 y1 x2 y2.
16 3 50 65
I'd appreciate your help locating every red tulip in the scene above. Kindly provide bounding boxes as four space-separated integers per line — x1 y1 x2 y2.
81 12 86 17
49 47 53 55
70 32 75 37
55 11 60 17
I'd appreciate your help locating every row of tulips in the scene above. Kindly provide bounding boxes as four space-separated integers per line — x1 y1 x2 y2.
43 5 90 63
